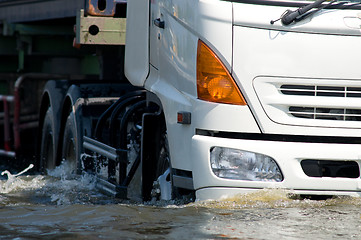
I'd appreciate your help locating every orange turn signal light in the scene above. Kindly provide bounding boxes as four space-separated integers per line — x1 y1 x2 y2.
197 40 246 105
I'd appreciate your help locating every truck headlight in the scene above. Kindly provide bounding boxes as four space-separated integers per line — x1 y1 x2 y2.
210 147 283 182
197 40 246 105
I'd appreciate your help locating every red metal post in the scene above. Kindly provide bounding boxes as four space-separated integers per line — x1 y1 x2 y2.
3 97 11 151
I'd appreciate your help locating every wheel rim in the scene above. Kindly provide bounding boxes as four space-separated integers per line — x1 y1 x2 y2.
40 107 56 173
63 137 76 171
153 133 172 200
42 130 55 171
61 112 78 175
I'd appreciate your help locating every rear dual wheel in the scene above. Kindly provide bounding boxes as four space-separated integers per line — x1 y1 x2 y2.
39 107 79 175
60 111 79 174
39 107 56 173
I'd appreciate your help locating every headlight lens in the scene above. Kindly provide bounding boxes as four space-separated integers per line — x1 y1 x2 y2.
210 147 283 182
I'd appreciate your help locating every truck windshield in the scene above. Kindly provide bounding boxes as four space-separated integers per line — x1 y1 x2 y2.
230 0 360 25
224 0 361 6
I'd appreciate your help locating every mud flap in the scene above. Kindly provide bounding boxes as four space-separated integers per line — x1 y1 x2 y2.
141 112 162 201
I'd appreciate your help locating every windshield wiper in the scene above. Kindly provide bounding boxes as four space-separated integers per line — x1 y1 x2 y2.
271 0 333 25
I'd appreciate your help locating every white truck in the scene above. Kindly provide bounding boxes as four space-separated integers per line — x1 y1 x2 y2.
0 0 361 201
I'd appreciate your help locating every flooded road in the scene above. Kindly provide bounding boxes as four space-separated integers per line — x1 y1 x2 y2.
0 163 360 239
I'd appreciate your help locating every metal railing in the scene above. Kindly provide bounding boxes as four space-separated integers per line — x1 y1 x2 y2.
0 73 67 158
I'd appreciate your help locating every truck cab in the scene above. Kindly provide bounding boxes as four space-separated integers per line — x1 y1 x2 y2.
126 0 361 200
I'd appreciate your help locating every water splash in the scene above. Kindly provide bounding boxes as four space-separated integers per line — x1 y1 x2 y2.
193 188 361 209
43 161 99 205
0 164 36 194
1 164 34 179
0 161 108 206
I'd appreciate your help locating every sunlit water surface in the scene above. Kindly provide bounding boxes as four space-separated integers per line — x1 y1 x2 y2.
0 163 360 239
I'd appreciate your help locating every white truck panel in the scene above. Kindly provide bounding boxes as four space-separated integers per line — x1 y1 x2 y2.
232 3 361 137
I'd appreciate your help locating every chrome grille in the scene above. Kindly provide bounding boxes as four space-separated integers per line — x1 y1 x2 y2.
289 107 361 121
280 84 361 98
253 77 361 128
279 84 361 121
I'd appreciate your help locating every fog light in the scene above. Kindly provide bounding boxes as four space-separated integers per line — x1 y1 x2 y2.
210 147 283 182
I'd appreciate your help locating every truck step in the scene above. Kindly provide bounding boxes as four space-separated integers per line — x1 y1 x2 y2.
83 136 125 162
95 176 127 198
83 136 130 199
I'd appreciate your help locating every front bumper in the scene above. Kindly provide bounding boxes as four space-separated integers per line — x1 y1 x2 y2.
192 134 361 201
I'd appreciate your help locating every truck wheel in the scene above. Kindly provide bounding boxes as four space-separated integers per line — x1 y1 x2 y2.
61 111 79 174
152 131 175 201
39 107 56 173
154 129 194 202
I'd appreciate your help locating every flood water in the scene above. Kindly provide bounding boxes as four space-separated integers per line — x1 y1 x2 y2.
0 162 360 239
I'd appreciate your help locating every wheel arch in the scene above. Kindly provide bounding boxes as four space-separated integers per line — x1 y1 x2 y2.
141 92 167 200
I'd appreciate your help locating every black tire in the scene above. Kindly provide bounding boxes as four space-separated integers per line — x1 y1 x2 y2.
154 129 194 202
39 107 57 173
61 111 80 174
156 132 171 184
152 130 175 201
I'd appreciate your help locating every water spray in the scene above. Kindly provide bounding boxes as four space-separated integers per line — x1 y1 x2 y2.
1 164 34 179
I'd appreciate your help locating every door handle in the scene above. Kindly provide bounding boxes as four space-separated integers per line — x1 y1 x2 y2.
154 18 165 29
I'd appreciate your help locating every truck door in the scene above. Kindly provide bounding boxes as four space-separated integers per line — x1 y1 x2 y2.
124 0 149 86
149 0 162 69
149 0 178 82
149 0 192 93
